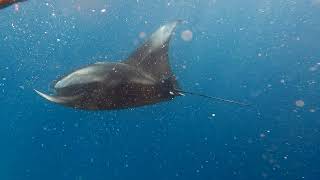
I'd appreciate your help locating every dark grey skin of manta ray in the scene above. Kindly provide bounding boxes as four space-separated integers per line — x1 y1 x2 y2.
35 21 183 110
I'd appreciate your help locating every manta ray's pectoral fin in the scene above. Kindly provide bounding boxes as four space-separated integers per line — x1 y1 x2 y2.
125 20 181 80
34 89 77 105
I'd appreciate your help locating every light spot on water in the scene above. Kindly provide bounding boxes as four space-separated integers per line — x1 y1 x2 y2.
181 30 193 42
309 109 316 113
260 133 266 138
100 8 106 13
14 4 19 12
309 63 320 72
295 100 305 107
139 31 146 39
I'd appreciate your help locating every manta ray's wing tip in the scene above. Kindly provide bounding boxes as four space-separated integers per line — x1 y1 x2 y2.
34 89 46 97
34 89 52 101
34 89 64 104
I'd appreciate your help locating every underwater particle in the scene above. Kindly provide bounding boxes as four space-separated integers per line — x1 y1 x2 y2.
295 100 305 107
309 109 316 113
181 30 193 42
139 31 146 39
280 79 285 84
309 63 320 72
100 8 106 13
74 123 79 127
260 133 266 138
258 53 262 57
261 172 268 178
309 66 317 71
56 38 61 42
14 4 19 11
211 113 216 117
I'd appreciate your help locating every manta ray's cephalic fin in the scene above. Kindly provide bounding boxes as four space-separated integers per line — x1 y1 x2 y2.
34 89 77 104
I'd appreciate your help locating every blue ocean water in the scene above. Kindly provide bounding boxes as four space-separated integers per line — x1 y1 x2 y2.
1 0 320 179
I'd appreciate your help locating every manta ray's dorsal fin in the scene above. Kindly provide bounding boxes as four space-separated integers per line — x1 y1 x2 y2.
125 20 181 80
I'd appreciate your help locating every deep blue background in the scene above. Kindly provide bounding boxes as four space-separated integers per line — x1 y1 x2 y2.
1 0 320 179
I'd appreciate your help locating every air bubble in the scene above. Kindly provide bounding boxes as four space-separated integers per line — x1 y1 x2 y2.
181 30 193 42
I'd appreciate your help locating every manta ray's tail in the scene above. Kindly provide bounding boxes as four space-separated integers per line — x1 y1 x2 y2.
175 89 251 106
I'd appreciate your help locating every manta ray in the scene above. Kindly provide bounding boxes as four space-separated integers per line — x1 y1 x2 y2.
35 21 248 110
0 0 27 10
